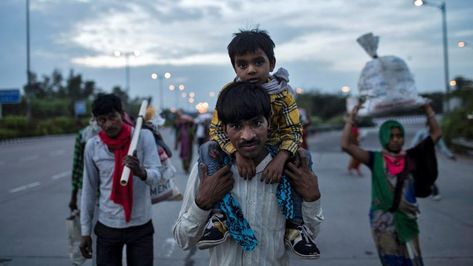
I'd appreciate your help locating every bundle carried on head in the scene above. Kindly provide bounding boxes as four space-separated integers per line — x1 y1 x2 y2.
144 106 165 129
355 33 426 117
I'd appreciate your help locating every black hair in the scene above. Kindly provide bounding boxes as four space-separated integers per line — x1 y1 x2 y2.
227 28 275 68
92 93 124 117
216 81 271 124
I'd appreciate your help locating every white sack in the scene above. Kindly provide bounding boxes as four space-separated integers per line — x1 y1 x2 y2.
66 210 86 265
356 33 426 116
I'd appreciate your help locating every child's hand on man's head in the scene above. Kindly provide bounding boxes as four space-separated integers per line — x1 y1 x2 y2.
235 151 256 179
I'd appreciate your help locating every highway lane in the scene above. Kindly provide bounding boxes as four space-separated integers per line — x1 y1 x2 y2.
0 136 74 202
0 125 472 265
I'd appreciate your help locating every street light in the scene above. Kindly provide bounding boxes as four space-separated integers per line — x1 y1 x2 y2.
114 50 140 93
414 0 450 112
457 41 473 49
341 85 351 95
151 72 172 111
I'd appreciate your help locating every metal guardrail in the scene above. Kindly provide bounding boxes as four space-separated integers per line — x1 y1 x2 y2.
452 137 473 150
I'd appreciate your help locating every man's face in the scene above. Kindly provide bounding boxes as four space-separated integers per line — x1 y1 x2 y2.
95 111 124 138
387 127 404 153
225 115 269 161
233 48 275 84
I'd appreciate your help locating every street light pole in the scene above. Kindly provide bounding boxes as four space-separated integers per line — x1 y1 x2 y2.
168 84 177 110
114 50 140 94
151 72 171 111
414 0 450 112
125 54 130 93
26 0 32 120
178 84 185 110
440 1 450 112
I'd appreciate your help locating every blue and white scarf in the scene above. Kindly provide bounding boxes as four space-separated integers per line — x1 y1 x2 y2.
218 146 294 251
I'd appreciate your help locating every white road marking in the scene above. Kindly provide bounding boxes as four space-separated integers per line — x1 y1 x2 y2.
50 150 65 156
8 171 67 194
52 171 69 180
19 155 39 162
9 182 40 193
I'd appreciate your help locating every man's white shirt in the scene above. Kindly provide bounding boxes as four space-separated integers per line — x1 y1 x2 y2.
173 153 324 266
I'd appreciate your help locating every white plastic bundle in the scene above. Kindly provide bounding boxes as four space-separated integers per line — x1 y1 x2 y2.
66 210 86 265
356 33 426 116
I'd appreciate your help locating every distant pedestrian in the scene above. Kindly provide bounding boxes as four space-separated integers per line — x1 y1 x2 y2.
194 111 212 147
67 118 100 265
68 118 100 212
347 125 363 176
79 94 161 265
411 122 455 200
174 109 195 173
341 102 441 266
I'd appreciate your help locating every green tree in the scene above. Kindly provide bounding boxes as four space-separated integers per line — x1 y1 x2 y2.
442 76 473 148
297 91 346 121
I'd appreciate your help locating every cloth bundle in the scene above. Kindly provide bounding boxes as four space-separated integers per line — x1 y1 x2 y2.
66 210 86 265
356 33 426 116
150 147 182 204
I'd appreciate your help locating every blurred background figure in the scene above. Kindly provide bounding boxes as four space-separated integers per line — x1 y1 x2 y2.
347 124 363 176
194 109 212 147
299 107 311 150
67 117 100 266
411 121 456 160
144 105 172 159
143 105 182 203
411 121 456 200
174 109 195 174
68 118 100 212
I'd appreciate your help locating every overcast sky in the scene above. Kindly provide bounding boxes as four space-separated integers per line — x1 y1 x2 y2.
1 0 472 110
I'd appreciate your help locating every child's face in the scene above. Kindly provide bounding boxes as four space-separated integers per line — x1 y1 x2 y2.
233 48 275 84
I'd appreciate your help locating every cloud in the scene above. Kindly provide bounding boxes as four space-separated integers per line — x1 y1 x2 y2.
60 0 473 73
2 0 472 96
71 52 228 67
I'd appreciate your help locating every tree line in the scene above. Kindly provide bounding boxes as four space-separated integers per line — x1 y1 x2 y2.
0 69 471 149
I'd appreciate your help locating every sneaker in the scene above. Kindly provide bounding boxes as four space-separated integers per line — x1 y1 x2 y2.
196 213 229 250
285 224 320 259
